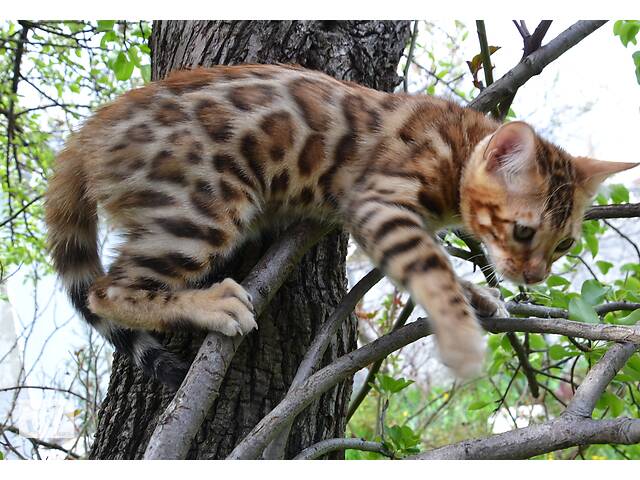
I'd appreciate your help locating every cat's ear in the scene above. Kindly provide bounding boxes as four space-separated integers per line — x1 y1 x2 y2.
483 121 538 187
573 156 639 196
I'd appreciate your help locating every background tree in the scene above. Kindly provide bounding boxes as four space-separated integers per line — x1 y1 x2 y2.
88 20 411 460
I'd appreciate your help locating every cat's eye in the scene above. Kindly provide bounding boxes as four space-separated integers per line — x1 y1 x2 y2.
556 237 575 252
513 224 536 242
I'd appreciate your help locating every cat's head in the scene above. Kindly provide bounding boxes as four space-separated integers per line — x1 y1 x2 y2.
460 121 637 285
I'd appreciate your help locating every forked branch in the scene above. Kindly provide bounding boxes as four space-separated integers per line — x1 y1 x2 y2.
143 221 332 460
469 20 606 113
228 304 640 459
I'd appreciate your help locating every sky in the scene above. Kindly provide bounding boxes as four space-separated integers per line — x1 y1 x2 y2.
2 18 639 405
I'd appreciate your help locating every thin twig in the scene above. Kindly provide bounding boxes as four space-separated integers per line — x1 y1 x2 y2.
0 425 80 459
603 220 640 262
346 299 415 422
403 20 419 93
475 20 499 118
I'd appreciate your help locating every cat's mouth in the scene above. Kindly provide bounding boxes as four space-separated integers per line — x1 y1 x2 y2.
487 254 548 286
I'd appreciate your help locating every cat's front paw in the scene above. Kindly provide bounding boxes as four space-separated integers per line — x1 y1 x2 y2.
436 321 486 378
460 281 508 318
194 279 257 336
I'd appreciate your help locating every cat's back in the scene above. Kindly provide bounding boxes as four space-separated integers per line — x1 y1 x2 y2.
74 64 396 217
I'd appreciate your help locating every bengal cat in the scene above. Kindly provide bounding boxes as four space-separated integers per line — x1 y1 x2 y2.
45 64 638 388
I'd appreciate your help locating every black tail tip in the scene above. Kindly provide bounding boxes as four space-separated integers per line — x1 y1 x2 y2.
141 347 190 391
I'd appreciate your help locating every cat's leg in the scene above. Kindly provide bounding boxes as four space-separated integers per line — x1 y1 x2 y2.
345 194 486 377
87 219 257 337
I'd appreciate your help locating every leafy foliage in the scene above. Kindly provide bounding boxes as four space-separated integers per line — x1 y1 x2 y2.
0 20 150 281
613 20 640 84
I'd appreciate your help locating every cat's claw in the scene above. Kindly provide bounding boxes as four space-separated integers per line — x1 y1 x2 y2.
196 278 258 336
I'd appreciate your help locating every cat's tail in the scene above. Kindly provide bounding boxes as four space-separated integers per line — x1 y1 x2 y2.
44 138 188 390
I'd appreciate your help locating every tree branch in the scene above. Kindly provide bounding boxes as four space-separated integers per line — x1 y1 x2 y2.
411 417 640 459
469 20 607 114
262 268 384 459
143 221 332 460
496 20 553 119
481 316 640 344
293 438 393 460
506 300 640 319
410 341 640 459
564 342 639 417
227 318 435 459
227 301 640 459
585 203 640 220
403 20 419 93
475 20 500 118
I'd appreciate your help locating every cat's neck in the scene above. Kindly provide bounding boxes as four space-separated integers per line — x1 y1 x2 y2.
388 94 500 226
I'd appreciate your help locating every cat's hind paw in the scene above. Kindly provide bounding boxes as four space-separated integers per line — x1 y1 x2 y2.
193 278 257 336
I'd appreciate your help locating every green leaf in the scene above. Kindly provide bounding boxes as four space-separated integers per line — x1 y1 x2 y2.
627 354 640 372
387 425 420 452
487 334 501 351
488 355 506 376
569 297 600 323
549 289 570 309
615 20 640 47
609 184 630 204
97 20 116 32
528 334 546 350
621 365 640 381
377 374 414 394
112 51 134 81
468 400 490 410
584 232 599 258
596 261 614 275
500 334 512 352
633 50 640 84
549 344 572 360
581 280 606 306
499 286 515 298
100 30 117 49
128 45 141 67
602 392 625 416
140 64 151 83
617 309 640 325
613 20 623 37
621 263 640 275
547 275 570 288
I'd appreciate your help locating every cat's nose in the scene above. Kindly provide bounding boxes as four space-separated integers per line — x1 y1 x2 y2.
523 269 545 285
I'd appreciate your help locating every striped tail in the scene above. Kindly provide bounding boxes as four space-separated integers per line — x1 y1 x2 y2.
44 138 188 390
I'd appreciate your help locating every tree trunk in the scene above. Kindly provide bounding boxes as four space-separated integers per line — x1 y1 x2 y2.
89 20 410 460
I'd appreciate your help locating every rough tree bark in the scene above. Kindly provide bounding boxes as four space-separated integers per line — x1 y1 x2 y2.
89 20 410 460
